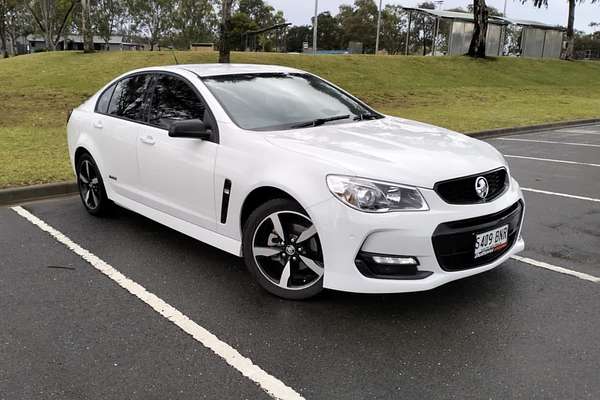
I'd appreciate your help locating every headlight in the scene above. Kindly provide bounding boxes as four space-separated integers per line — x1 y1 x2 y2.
326 175 429 212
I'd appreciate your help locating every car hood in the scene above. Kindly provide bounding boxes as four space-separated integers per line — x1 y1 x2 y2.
263 116 506 189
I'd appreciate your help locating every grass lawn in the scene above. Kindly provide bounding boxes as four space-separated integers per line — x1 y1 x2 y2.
1 51 600 189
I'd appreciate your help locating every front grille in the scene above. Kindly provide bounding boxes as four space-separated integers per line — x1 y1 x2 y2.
434 168 508 204
432 201 523 271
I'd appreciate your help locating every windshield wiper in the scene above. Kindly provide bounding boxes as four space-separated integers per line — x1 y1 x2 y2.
291 114 351 129
353 112 381 121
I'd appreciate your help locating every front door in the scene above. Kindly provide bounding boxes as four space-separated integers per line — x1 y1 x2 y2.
136 73 218 230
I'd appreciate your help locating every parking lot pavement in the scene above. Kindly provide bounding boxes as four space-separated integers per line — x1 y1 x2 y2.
1 124 599 399
484 125 600 277
0 207 270 400
491 138 600 165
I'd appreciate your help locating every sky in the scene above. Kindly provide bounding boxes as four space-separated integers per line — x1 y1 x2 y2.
268 0 599 33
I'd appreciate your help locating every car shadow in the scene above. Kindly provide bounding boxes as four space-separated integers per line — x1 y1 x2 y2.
105 203 519 321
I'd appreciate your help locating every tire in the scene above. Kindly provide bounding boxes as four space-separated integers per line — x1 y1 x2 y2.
242 198 325 300
76 153 111 216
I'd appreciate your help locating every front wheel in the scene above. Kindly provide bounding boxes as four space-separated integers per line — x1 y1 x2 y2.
243 199 325 300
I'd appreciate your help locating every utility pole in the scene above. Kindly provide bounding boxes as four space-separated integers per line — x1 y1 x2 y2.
375 0 382 54
503 0 507 17
313 0 318 55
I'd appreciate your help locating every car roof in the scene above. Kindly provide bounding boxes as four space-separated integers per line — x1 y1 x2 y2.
132 63 306 77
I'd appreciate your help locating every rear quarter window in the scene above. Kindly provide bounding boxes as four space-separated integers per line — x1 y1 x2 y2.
95 84 115 114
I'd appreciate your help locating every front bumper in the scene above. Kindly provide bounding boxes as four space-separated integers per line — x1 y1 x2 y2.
307 178 525 293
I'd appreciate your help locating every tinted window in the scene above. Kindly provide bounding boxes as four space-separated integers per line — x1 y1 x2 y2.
107 74 149 121
148 74 205 129
202 73 378 131
96 84 115 113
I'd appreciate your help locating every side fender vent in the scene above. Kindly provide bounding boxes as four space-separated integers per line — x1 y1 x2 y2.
220 179 232 224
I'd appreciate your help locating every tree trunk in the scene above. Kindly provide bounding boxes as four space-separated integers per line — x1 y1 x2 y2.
219 0 232 63
52 1 77 51
42 0 55 50
0 29 8 58
8 25 17 55
82 0 94 53
468 0 488 58
0 0 7 58
564 0 576 60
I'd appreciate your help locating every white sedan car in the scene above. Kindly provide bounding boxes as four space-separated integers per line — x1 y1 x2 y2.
67 64 525 299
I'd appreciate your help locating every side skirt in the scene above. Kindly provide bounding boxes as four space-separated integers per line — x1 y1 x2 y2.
110 192 243 257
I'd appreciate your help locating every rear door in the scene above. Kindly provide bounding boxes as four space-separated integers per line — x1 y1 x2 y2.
135 73 218 230
93 73 151 201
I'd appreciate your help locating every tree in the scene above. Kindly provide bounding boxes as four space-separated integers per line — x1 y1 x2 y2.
92 0 126 49
126 0 173 50
233 0 285 51
238 0 276 24
528 0 598 60
379 4 406 54
26 0 78 51
313 11 342 50
2 0 33 56
171 0 216 50
286 24 310 52
574 24 600 58
466 3 503 16
0 0 9 57
337 0 378 53
224 0 286 52
468 0 488 57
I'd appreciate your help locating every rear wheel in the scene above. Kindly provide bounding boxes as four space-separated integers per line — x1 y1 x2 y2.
76 153 110 216
243 199 324 300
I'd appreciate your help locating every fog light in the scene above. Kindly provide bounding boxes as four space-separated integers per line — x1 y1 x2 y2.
355 252 429 280
371 255 419 266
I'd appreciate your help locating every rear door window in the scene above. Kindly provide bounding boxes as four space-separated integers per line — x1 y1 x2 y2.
107 74 150 121
148 74 205 130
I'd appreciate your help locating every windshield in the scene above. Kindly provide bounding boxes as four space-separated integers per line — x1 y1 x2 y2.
202 73 381 131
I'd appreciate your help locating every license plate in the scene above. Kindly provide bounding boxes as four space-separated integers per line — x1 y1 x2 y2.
474 225 509 259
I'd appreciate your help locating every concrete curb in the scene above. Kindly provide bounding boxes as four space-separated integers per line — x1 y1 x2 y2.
469 118 600 139
0 181 78 206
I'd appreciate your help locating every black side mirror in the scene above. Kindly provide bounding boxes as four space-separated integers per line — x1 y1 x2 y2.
168 119 212 140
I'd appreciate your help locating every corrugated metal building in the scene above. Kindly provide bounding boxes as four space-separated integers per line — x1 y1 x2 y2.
498 17 564 58
401 8 564 59
402 8 509 57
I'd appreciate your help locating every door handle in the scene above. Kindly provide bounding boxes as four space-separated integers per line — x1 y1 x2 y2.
140 135 156 145
93 120 103 129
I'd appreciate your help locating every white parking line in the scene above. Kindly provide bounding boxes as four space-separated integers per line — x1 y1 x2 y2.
554 128 600 135
504 154 600 168
496 138 600 148
512 255 600 283
11 206 304 400
521 188 600 203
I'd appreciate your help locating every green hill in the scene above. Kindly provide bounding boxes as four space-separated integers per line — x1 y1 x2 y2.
1 51 599 188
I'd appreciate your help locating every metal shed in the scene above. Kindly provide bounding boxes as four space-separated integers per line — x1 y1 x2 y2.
402 8 509 57
498 17 564 59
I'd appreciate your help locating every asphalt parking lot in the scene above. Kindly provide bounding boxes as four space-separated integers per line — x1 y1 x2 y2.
1 124 599 399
